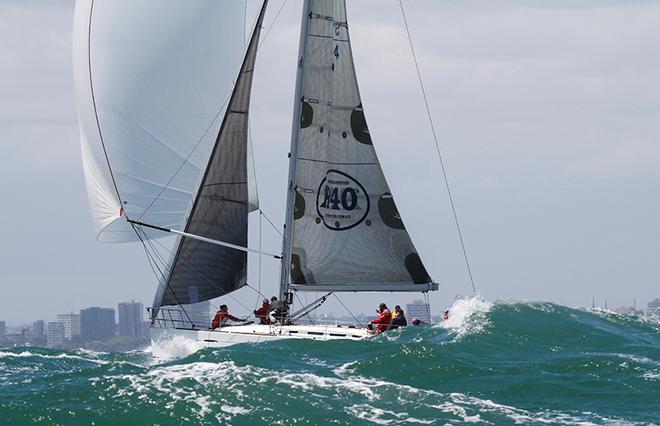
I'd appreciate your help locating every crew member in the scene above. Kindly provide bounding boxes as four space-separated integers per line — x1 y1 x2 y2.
412 317 427 326
268 297 289 325
254 298 271 324
211 305 243 329
390 305 407 329
368 303 392 334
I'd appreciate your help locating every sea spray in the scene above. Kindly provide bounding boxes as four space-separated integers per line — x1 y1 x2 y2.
1 300 658 425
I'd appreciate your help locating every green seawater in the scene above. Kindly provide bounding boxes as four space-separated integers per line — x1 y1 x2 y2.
1 300 658 425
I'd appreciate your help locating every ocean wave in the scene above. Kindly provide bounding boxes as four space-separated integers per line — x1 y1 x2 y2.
1 300 658 424
436 295 492 339
89 358 645 425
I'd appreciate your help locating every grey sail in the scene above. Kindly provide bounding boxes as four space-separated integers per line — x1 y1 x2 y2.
287 0 436 292
157 0 268 307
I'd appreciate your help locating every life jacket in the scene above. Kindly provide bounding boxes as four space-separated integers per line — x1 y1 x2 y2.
370 309 392 333
212 310 240 329
254 303 270 324
391 313 407 327
391 311 399 320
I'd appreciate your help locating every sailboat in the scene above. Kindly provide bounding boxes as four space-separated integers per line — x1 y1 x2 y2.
73 0 439 351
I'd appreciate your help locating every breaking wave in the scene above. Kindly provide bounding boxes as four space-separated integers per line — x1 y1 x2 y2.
1 299 658 424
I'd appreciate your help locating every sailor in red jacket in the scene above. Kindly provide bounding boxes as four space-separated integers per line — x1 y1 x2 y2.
253 298 271 325
211 305 243 329
368 303 392 334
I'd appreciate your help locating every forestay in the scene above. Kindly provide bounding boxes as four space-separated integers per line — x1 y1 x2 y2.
287 0 435 292
73 0 250 242
156 0 269 307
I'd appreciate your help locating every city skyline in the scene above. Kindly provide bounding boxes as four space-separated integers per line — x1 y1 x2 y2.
2 295 659 329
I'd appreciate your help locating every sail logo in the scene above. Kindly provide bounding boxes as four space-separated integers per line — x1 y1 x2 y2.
316 170 370 231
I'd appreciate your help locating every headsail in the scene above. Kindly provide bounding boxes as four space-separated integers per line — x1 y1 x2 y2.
156 0 269 307
73 0 247 242
284 0 436 292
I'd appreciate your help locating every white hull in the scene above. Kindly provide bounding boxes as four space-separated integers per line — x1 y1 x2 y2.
150 323 371 357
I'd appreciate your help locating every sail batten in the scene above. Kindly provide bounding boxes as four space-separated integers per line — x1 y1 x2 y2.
283 0 435 292
157 0 269 307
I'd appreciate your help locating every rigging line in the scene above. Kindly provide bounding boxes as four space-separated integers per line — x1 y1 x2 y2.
138 1 268 222
87 0 122 205
143 228 253 314
258 208 284 237
245 283 269 300
397 0 477 295
140 228 171 271
332 294 364 328
133 225 194 325
259 0 289 48
144 235 225 314
140 227 224 325
423 291 432 324
294 292 315 324
255 211 264 310
136 93 232 221
244 0 249 46
138 0 282 223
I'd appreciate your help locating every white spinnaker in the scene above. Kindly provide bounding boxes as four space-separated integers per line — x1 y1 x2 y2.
73 0 248 242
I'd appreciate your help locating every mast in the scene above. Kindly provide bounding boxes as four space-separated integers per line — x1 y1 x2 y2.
279 0 312 301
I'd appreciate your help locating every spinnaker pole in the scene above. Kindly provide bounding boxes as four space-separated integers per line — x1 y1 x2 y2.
128 219 281 259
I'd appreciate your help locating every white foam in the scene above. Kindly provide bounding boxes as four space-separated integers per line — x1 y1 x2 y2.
94 356 642 425
0 350 106 364
220 404 250 415
150 334 204 361
437 295 492 339
643 371 660 381
346 404 433 425
615 353 660 367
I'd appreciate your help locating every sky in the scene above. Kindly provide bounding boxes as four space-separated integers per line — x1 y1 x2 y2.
1 0 659 325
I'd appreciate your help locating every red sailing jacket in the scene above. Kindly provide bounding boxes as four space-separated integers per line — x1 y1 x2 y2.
370 309 392 334
212 310 240 329
254 303 270 324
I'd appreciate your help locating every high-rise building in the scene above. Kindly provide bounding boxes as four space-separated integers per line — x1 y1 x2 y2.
57 312 81 341
81 307 115 342
33 320 45 339
406 300 431 324
0 321 5 337
118 301 144 338
32 320 46 346
47 322 66 348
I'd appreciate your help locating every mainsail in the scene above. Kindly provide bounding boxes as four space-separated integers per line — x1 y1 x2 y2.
157 1 269 307
73 0 249 242
284 0 436 292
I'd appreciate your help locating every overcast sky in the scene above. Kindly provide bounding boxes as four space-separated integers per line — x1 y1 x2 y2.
1 0 659 325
